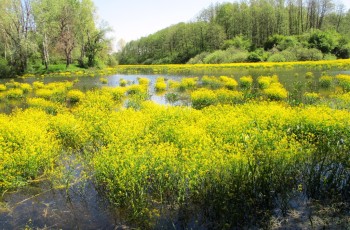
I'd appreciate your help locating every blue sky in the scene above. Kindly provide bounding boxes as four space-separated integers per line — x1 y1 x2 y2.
93 0 227 46
93 0 350 49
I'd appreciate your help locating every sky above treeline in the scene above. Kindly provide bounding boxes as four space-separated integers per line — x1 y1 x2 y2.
93 0 350 50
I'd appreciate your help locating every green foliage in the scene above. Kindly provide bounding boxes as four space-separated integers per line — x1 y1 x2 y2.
239 76 253 90
308 30 337 54
319 75 333 89
155 77 167 92
303 92 320 104
247 52 262 62
222 35 251 50
67 90 85 104
0 58 12 78
268 53 286 62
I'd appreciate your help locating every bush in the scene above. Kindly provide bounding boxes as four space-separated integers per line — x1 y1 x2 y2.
280 50 297 61
247 52 262 62
119 78 128 87
155 77 167 92
100 77 108 84
203 50 227 64
263 83 288 101
319 76 333 89
257 76 273 89
138 77 150 86
6 88 24 99
336 75 350 92
294 47 323 61
0 84 7 92
35 89 54 99
219 76 238 90
268 53 286 62
303 92 320 104
27 98 62 115
67 89 85 104
305 72 314 79
178 78 197 92
239 76 253 90
201 76 223 89
0 57 11 78
187 52 210 64
19 83 32 94
216 89 243 105
191 88 217 109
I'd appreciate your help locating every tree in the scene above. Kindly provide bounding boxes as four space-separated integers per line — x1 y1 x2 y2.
0 0 36 74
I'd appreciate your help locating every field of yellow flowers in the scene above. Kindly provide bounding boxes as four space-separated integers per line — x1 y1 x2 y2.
0 70 350 228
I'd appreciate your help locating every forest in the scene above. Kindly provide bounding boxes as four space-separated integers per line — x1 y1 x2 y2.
119 0 350 65
0 0 113 78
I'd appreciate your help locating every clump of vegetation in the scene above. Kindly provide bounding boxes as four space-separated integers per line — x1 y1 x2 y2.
305 72 314 79
6 88 24 99
239 76 253 90
191 88 217 109
100 77 108 84
178 78 197 92
138 77 150 86
0 84 7 92
304 92 320 104
263 83 288 101
220 76 238 90
336 74 350 92
119 78 128 87
27 98 62 115
202 76 223 89
155 77 167 92
319 75 333 89
67 89 85 104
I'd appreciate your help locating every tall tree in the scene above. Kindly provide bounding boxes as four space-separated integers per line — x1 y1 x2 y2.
0 0 36 74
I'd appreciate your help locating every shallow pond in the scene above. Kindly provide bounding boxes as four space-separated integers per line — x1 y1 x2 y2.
0 67 349 229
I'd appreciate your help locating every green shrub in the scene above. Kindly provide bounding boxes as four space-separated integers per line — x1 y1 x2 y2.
6 88 24 99
303 92 320 104
67 89 85 104
268 53 286 62
263 83 288 101
319 75 333 89
239 76 253 90
216 89 243 105
191 88 217 109
155 77 167 92
219 76 238 90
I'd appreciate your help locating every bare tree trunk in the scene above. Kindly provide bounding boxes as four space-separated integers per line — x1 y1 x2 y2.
43 33 49 70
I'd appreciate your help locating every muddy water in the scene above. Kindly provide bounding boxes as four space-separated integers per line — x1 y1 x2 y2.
0 182 116 229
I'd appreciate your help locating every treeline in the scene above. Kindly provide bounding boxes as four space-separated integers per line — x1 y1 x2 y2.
0 0 113 77
119 0 350 64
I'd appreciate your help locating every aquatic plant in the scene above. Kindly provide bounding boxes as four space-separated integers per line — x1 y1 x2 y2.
319 75 333 89
67 90 85 104
239 76 253 90
100 77 108 84
336 74 350 92
219 76 238 90
155 77 167 92
0 84 7 92
303 92 320 104
119 78 127 87
6 88 24 99
263 83 288 101
191 88 217 109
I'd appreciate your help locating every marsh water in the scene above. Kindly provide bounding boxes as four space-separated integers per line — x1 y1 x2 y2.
0 67 349 229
